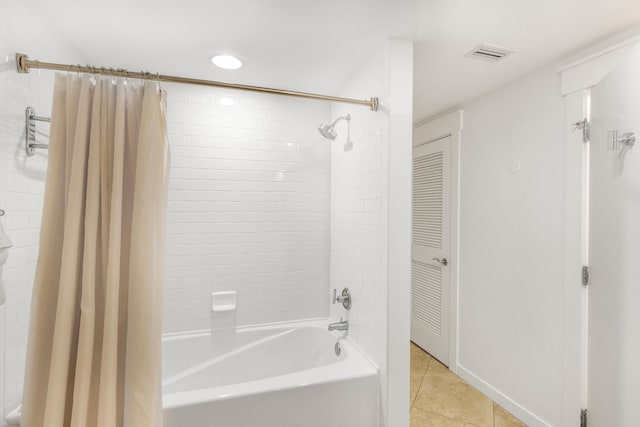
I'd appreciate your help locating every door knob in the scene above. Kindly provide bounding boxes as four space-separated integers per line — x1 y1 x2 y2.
432 257 448 266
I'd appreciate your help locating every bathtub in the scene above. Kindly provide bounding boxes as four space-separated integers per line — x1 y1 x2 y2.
163 319 381 427
6 319 380 427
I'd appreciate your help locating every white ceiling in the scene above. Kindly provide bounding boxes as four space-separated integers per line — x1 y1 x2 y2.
37 0 640 121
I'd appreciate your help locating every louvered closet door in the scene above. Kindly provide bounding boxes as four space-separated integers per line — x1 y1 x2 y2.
411 136 451 366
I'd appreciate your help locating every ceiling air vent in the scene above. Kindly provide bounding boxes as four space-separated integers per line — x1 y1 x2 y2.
466 44 514 62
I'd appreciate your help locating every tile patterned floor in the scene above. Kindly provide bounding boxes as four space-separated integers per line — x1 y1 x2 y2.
410 342 527 427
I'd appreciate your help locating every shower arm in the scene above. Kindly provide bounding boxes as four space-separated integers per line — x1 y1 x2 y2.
330 115 351 128
337 115 351 143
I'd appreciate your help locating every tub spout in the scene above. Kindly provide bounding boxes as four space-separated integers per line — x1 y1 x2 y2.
328 319 348 332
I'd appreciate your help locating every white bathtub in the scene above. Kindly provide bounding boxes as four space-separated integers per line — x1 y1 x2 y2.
163 319 380 427
6 320 380 427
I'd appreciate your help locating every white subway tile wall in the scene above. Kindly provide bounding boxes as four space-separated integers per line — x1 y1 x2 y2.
163 84 332 332
329 49 389 371
0 0 85 419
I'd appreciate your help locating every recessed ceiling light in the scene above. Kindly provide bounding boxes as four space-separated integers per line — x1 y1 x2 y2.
211 55 242 70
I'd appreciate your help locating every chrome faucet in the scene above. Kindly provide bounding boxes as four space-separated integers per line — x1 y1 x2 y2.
328 318 349 332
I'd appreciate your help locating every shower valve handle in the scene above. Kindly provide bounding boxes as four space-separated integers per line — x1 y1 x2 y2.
332 288 351 310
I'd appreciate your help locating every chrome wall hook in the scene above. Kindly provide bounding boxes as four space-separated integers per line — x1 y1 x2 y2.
609 130 636 151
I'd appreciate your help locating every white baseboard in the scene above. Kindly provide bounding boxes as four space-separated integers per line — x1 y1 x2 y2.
455 364 552 427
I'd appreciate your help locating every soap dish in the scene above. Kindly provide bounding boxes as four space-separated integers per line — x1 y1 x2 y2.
211 291 237 312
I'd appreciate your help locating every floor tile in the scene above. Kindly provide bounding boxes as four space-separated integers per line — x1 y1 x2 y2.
410 406 479 427
410 343 528 427
410 370 424 407
494 404 527 427
410 341 432 374
414 359 493 427
422 356 460 381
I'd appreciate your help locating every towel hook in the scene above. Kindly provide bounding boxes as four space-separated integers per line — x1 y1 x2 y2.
25 107 51 156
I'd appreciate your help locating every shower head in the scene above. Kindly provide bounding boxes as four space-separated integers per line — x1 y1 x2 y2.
318 124 338 140
318 114 350 140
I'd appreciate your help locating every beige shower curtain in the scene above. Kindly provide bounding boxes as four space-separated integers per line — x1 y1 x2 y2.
21 74 170 427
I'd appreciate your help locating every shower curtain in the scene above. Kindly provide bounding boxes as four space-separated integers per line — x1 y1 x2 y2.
21 74 170 427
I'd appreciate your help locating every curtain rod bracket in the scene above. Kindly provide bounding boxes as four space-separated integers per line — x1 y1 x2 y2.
370 97 379 112
16 53 30 73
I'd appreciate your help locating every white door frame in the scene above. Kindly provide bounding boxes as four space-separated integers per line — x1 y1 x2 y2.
412 110 462 371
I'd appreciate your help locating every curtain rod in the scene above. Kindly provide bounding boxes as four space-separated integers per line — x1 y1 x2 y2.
16 53 379 111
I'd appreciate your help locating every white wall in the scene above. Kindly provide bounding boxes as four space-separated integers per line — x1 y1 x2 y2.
456 68 569 426
163 85 331 332
330 39 413 427
385 39 413 427
0 0 84 421
415 32 640 427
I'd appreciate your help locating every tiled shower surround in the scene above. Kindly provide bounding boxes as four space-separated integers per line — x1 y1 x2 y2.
163 85 332 332
0 0 86 418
